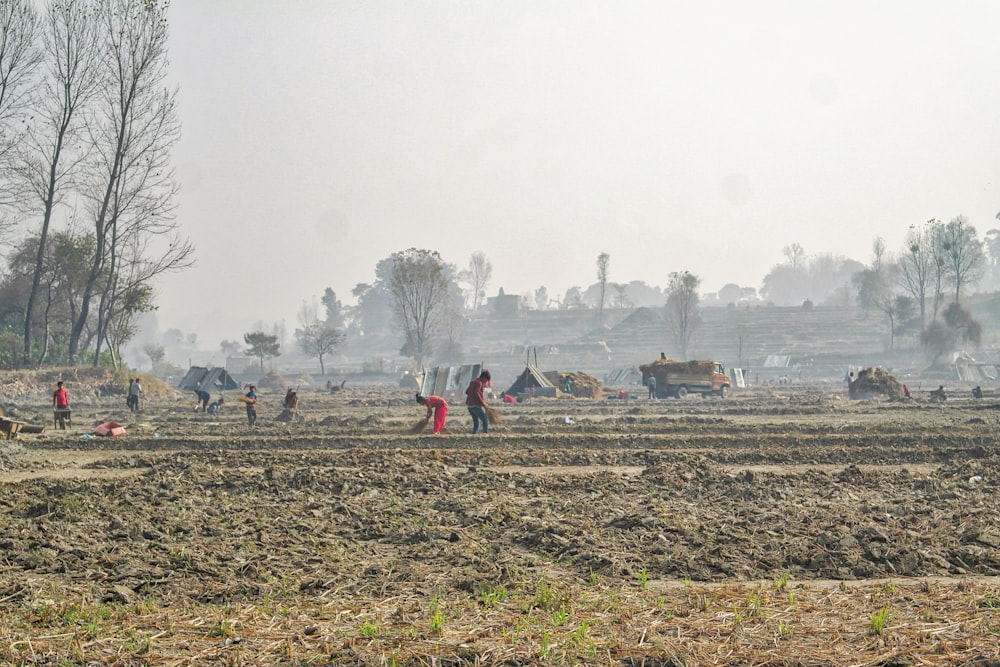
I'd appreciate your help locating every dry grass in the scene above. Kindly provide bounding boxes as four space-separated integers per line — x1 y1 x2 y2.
2 578 998 665
485 405 501 424
408 416 430 434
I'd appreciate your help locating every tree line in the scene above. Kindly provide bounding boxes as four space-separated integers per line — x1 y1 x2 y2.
236 248 703 374
0 0 191 370
272 217 998 375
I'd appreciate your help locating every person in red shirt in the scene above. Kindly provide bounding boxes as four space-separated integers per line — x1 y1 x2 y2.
465 369 491 434
53 381 69 409
416 394 448 433
52 381 70 429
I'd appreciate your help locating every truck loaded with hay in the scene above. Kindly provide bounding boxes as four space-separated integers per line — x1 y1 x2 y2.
639 356 732 398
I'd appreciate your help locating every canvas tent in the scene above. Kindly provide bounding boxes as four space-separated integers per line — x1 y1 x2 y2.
506 363 555 397
177 366 240 392
420 364 483 399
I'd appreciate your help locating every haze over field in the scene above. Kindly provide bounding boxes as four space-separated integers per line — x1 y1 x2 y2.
160 1 1000 345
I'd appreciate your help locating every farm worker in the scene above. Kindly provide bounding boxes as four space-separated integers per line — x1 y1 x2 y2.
244 385 258 426
283 388 298 410
465 369 491 434
647 374 657 399
564 377 572 394
902 384 911 398
207 397 224 414
52 381 70 429
127 378 144 412
502 393 516 404
194 387 211 412
416 394 448 433
53 381 69 410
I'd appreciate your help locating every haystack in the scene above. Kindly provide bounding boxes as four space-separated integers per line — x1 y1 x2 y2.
543 371 602 398
848 367 904 400
256 371 288 391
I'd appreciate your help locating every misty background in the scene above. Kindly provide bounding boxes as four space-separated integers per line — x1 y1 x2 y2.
2 1 999 378
160 1 1000 347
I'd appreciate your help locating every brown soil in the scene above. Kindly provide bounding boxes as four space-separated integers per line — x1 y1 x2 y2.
2 380 1000 665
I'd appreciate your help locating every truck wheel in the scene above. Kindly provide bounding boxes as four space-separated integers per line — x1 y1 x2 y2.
675 386 688 399
719 385 730 398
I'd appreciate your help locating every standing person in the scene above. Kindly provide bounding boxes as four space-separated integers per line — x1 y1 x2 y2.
647 374 657 399
465 370 491 434
194 387 211 412
416 394 448 433
244 385 258 426
52 381 70 429
128 378 144 412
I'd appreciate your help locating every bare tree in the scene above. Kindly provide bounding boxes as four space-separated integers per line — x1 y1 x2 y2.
69 0 193 364
463 251 492 311
296 323 344 376
899 222 937 330
927 219 951 322
387 248 455 367
0 0 41 218
854 237 893 316
939 214 986 305
665 270 701 360
596 251 609 323
782 243 806 270
611 282 630 313
19 0 102 362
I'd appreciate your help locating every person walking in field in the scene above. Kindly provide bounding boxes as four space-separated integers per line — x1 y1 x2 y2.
647 374 657 399
416 394 448 433
465 369 491 434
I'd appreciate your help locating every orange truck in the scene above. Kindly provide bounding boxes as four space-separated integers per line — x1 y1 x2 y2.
639 357 732 398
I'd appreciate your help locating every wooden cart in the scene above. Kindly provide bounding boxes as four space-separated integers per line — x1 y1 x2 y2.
0 417 26 440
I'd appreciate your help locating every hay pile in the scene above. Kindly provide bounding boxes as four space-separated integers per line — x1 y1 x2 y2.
640 357 716 375
543 371 602 398
255 371 289 391
848 366 904 400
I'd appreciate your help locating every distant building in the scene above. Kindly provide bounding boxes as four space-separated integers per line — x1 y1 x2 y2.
487 288 524 318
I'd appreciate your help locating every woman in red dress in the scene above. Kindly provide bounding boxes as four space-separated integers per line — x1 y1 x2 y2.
416 394 448 434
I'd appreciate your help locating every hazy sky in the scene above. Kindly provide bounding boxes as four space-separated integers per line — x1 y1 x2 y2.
159 1 1000 345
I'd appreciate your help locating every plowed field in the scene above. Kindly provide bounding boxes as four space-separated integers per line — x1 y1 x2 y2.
2 384 999 665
